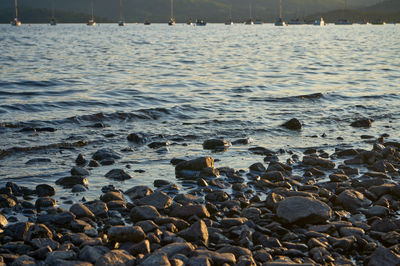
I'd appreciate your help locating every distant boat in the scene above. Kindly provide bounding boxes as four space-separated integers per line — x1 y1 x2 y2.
371 19 386 25
50 0 56 25
288 18 304 25
118 0 126 26
196 19 206 26
358 20 370 25
11 0 21 26
313 17 325 26
254 20 263 25
187 19 193 25
335 19 352 25
225 19 233 25
168 0 175 25
274 0 286 26
225 5 233 25
144 20 151 25
245 18 254 25
87 0 96 26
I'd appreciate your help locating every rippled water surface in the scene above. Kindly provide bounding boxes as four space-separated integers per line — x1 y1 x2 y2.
0 24 399 202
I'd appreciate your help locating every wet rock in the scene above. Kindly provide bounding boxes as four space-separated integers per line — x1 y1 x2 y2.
76 154 87 165
351 118 372 128
302 156 335 169
135 191 172 210
154 217 190 230
0 194 16 208
249 147 275 156
130 205 161 222
28 246 52 260
72 184 87 192
276 196 332 224
175 157 214 171
35 197 56 211
127 133 147 143
108 226 146 243
139 253 170 266
0 214 8 228
95 249 135 266
71 166 90 176
25 224 53 241
178 220 208 246
249 162 266 172
368 246 400 266
125 186 153 200
148 141 170 149
370 218 399 232
105 169 132 181
282 118 302 130
329 174 349 182
56 176 88 188
192 250 236 265
170 204 210 219
335 190 372 211
70 203 95 219
85 200 108 217
232 137 253 145
203 139 230 150
35 184 56 197
79 245 110 264
25 158 51 164
92 148 122 161
88 160 100 167
100 191 124 202
205 190 229 202
154 179 172 187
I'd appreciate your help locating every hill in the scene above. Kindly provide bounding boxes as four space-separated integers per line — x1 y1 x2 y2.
0 0 380 23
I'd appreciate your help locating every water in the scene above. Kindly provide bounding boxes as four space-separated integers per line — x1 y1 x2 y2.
0 23 399 204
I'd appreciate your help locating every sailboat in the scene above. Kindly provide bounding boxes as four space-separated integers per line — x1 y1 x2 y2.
313 17 325 26
274 0 286 26
50 0 56 26
245 0 254 25
168 0 175 25
118 0 126 26
11 0 21 26
87 0 96 26
225 5 233 25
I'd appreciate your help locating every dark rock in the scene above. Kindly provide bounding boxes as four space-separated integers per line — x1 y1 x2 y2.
0 194 17 208
56 176 88 188
154 179 172 187
79 245 110 264
75 154 87 165
135 191 172 210
35 184 56 197
248 147 275 156
219 217 248 228
139 253 170 266
28 246 52 260
88 160 100 167
153 242 194 257
302 156 335 169
35 197 56 211
71 166 90 176
105 169 132 181
127 133 147 143
276 196 332 224
10 255 36 266
364 206 389 217
92 148 122 161
85 200 108 217
351 118 372 128
125 186 153 200
130 205 161 222
202 139 230 150
70 203 95 219
232 138 253 145
174 194 203 205
31 238 59 250
192 250 236 265
100 191 124 202
329 174 349 182
178 220 208 246
339 226 365 237
95 249 135 266
25 158 51 164
148 141 170 149
36 127 57 132
368 246 400 266
154 217 190 230
249 162 266 172
282 118 302 130
187 256 211 266
129 239 151 256
335 189 372 211
108 226 146 243
71 184 87 192
170 205 210 219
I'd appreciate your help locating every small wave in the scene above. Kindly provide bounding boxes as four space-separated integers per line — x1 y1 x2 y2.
249 92 324 103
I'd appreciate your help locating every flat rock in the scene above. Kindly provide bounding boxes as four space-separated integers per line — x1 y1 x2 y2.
100 191 124 202
135 191 172 210
130 205 161 222
70 203 95 219
56 176 88 188
108 226 146 243
170 204 210 219
92 148 122 161
302 156 335 169
95 249 135 266
125 186 153 200
219 217 248 228
335 189 372 211
277 196 332 224
105 169 132 181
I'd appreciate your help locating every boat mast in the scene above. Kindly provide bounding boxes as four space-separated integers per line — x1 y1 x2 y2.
15 0 18 19
249 0 252 19
51 0 55 20
91 0 94 21
120 0 123 21
279 0 282 19
170 0 174 19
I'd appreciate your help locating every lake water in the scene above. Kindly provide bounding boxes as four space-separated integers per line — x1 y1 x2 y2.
0 23 399 203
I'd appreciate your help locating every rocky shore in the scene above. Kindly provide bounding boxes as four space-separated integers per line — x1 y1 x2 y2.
1 127 400 265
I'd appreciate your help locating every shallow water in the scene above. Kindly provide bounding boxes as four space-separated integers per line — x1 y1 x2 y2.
0 23 399 204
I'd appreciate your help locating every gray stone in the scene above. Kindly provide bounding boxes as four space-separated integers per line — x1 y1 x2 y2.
219 217 248 228
108 226 145 243
71 184 87 192
130 205 161 222
277 196 332 224
105 169 132 181
135 191 172 210
128 240 150 256
85 201 108 217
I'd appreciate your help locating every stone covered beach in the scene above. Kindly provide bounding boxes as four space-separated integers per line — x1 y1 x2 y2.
1 118 400 266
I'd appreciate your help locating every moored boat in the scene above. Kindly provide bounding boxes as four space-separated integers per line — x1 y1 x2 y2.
196 19 206 26
313 17 325 26
11 0 21 26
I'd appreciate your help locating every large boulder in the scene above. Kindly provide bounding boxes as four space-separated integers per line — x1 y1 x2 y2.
276 196 332 224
